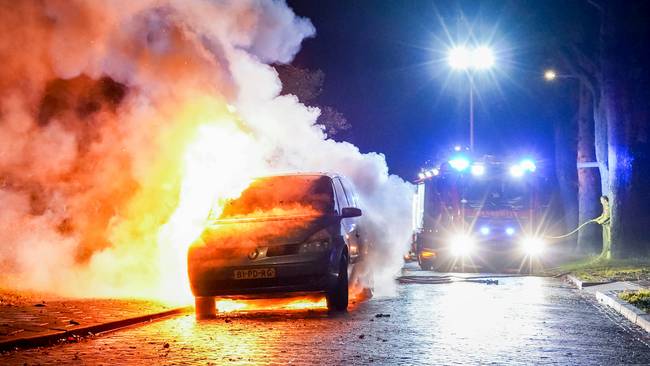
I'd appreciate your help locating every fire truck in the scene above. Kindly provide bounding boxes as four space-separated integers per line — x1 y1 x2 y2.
411 151 552 272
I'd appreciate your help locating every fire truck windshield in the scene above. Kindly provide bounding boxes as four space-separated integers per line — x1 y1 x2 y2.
460 178 530 210
436 175 532 211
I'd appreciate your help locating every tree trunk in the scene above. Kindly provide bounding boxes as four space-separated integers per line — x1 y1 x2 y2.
593 98 609 196
576 82 601 254
600 3 649 257
554 118 578 247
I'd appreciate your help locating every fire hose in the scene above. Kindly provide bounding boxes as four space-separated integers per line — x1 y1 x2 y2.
544 218 599 240
397 274 528 285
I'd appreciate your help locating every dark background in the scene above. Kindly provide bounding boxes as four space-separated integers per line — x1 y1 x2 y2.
286 0 581 180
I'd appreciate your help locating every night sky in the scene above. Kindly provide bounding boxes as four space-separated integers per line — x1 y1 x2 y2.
286 0 582 179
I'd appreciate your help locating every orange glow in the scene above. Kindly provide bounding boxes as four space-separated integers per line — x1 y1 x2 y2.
215 296 327 313
154 99 262 304
206 283 371 314
0 0 415 309
421 250 436 258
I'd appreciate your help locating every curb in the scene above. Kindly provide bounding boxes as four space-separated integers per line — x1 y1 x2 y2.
565 274 613 289
595 290 650 333
0 306 191 352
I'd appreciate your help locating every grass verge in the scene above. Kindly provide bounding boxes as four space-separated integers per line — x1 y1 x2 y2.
544 256 650 282
619 289 650 313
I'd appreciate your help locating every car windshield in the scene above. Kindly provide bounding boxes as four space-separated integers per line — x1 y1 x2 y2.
219 175 334 218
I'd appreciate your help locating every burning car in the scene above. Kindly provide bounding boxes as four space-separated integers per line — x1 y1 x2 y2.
188 173 366 318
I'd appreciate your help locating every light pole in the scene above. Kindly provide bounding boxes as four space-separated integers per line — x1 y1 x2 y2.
448 46 495 151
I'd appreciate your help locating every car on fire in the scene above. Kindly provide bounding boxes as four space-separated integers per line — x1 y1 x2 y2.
188 173 367 318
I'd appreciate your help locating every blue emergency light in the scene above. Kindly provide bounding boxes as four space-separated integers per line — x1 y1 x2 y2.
520 159 537 172
449 156 470 172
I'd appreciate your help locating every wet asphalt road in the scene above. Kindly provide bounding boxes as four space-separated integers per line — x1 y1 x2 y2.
3 267 650 365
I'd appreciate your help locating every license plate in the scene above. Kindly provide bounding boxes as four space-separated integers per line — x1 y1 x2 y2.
233 268 276 280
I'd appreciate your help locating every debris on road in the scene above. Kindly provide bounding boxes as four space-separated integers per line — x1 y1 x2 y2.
374 313 390 318
0 293 187 352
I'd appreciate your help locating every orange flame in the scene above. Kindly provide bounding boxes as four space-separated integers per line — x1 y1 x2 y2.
216 296 327 313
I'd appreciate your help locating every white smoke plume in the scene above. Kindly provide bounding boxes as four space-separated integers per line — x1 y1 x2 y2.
0 0 413 302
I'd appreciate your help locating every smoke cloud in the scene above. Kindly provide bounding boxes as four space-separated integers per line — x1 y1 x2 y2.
0 0 412 302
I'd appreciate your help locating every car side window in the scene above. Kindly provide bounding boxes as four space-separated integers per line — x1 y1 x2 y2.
339 177 358 207
333 178 349 210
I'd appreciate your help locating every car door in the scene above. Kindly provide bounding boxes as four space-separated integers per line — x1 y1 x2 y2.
333 177 362 263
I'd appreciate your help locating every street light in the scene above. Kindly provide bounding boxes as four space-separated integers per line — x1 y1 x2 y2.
448 45 495 151
473 46 495 69
544 69 557 81
543 68 579 82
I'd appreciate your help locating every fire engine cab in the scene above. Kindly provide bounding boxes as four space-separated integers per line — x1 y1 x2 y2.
411 151 551 272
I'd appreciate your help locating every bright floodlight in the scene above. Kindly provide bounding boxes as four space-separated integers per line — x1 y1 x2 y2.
522 237 545 256
470 164 485 176
544 69 557 81
510 164 524 178
448 46 495 70
418 172 426 179
449 156 470 171
473 46 495 69
505 227 515 236
449 234 475 256
448 46 472 70
425 171 433 178
431 168 440 176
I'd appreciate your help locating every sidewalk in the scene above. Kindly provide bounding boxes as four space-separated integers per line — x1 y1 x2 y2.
0 289 188 351
565 276 650 334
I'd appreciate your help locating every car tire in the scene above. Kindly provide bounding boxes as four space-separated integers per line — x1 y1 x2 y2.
195 296 216 319
326 254 349 312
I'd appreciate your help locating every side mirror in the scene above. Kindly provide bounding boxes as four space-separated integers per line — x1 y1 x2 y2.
341 207 362 218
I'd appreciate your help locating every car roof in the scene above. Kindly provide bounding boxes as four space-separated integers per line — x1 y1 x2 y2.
255 172 341 179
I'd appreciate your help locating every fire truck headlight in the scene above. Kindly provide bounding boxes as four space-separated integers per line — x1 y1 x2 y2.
521 237 545 256
449 234 475 256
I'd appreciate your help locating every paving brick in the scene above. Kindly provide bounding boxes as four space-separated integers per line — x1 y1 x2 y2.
2 274 650 365
0 297 176 348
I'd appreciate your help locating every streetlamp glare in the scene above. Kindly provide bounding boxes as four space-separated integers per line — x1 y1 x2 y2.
544 69 557 81
472 46 495 69
448 46 472 70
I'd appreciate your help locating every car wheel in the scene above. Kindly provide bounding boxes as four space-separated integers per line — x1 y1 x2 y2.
195 296 216 319
326 254 349 312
